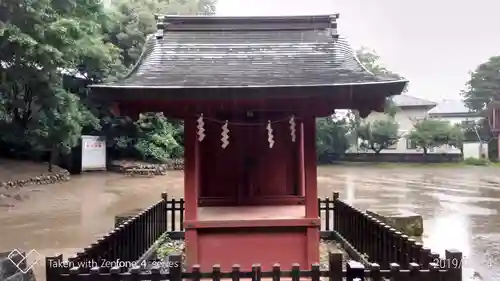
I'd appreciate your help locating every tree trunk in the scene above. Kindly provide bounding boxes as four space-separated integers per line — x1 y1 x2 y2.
423 147 428 155
48 145 57 172
48 156 53 172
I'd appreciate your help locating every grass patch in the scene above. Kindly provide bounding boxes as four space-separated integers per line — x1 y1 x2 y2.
156 236 184 259
463 157 489 166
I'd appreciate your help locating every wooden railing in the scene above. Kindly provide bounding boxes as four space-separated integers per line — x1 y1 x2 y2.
56 193 169 265
46 192 463 281
53 252 461 281
332 192 462 273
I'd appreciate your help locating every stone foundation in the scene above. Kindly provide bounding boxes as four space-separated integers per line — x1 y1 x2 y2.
150 239 349 272
109 159 184 176
366 210 424 237
0 170 70 190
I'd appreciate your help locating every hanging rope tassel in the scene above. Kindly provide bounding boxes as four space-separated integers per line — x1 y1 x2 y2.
289 115 296 142
221 120 230 148
267 120 274 148
197 114 206 142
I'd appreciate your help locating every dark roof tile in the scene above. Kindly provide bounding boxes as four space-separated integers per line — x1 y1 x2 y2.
92 15 407 91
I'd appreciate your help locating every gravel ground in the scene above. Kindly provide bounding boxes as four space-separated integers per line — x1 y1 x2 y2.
148 238 351 272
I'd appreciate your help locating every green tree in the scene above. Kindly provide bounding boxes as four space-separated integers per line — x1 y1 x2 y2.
448 124 465 155
135 113 183 161
98 0 214 162
357 118 400 154
318 48 404 155
105 0 216 68
34 88 99 171
461 56 500 112
357 47 404 79
0 0 122 168
384 99 400 118
407 119 453 155
316 116 352 162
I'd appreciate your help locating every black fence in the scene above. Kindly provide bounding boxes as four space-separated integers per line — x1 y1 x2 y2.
53 193 169 267
46 192 463 281
52 252 460 281
333 196 463 270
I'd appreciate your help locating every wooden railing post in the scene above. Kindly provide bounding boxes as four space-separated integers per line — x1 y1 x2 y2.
45 254 63 281
324 197 331 231
168 254 182 281
346 260 364 281
161 192 168 233
311 263 320 281
369 263 381 281
291 263 299 281
332 192 340 232
328 252 342 281
445 249 463 281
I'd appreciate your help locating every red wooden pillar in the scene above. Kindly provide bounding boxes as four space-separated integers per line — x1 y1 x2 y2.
303 116 320 266
184 116 200 267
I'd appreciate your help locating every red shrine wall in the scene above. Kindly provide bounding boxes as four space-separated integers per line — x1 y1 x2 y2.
199 119 300 205
197 227 307 272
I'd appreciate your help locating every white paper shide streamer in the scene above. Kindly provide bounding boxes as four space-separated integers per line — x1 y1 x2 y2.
267 120 274 148
221 120 230 148
289 115 296 142
197 114 206 142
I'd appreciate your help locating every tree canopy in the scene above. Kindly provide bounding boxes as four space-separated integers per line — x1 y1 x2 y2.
407 119 464 155
358 118 400 154
315 48 405 160
461 56 500 112
105 0 216 69
356 47 404 80
0 0 214 168
0 2 419 167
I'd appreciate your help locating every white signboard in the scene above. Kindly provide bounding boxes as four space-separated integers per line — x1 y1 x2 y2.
81 135 107 171
463 142 488 159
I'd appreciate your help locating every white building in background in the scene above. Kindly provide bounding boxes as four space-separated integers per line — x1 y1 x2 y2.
354 94 437 154
353 97 487 156
428 99 483 127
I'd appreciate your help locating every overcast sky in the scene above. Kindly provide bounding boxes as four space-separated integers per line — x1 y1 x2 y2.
216 0 500 102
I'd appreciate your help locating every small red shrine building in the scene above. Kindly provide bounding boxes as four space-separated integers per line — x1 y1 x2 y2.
90 15 407 271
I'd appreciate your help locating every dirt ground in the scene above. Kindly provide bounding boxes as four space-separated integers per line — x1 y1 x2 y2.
0 163 498 280
0 159 65 181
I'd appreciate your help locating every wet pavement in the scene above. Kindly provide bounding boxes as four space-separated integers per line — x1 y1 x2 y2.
317 165 500 281
0 166 499 280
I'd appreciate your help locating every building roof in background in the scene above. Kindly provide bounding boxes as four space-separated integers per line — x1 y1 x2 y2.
391 94 437 108
428 99 481 118
428 99 469 114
